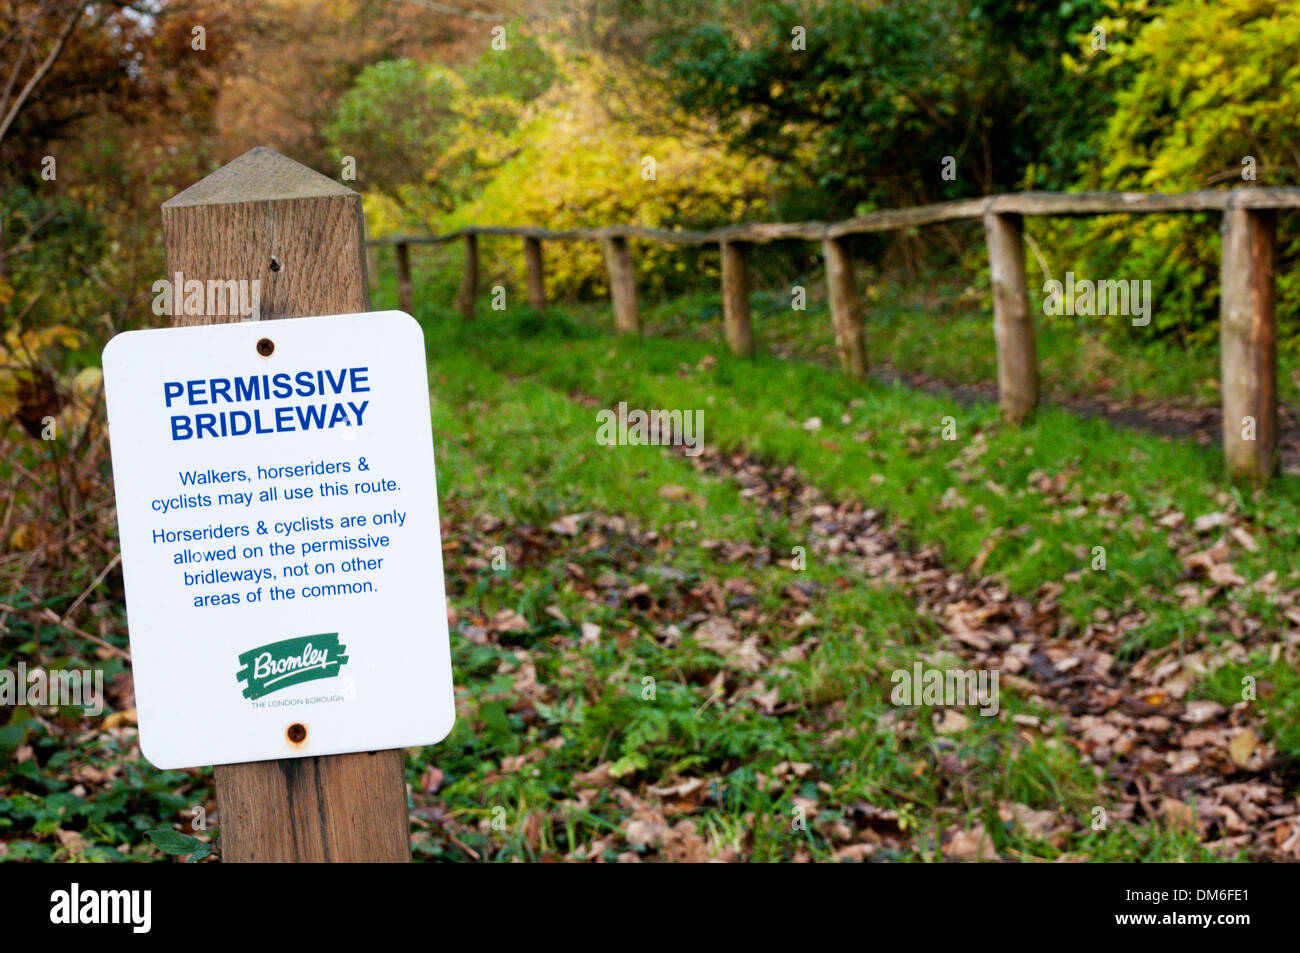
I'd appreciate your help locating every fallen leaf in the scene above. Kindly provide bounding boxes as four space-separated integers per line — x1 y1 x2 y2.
574 763 616 789
624 818 668 847
648 778 706 798
548 514 582 536
1208 562 1247 587
1005 802 1057 839
1229 727 1259 767
103 708 137 729
943 822 996 860
1230 526 1259 552
1181 701 1225 724
1193 512 1229 534
1162 797 1197 831
935 709 969 734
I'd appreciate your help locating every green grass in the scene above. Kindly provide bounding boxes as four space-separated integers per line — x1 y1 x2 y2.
426 306 1300 637
416 343 1223 861
7 257 1294 862
381 270 1298 860
368 240 1299 409
616 275 1300 410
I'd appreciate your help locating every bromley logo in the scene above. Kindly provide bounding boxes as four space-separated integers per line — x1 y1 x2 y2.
236 634 348 700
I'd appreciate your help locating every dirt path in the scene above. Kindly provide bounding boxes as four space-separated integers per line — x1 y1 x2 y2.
684 443 1300 860
871 364 1300 475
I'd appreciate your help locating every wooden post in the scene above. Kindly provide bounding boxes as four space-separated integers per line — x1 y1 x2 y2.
456 233 478 320
523 236 546 310
822 237 866 379
1220 207 1278 483
603 235 640 333
161 146 411 863
983 212 1038 424
395 242 413 315
721 240 753 357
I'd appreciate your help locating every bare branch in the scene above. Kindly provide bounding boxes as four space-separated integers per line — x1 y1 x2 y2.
0 0 91 148
401 0 503 23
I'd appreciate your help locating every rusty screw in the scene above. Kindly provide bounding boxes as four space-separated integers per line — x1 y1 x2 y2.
256 338 275 356
287 722 307 744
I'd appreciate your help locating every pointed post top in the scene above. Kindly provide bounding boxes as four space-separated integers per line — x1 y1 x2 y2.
162 146 356 209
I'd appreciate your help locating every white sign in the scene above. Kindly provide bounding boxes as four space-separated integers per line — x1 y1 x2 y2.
102 311 454 769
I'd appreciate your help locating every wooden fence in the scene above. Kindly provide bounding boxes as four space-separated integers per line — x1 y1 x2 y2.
368 187 1300 484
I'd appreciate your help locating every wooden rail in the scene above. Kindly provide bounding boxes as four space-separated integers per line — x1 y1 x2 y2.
370 186 1298 484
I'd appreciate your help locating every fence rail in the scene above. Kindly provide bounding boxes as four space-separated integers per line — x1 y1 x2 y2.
367 186 1297 484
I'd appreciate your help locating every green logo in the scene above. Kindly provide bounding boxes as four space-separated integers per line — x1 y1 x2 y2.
236 633 348 700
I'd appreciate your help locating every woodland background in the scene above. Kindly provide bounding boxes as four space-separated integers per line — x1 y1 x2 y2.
3 0 1300 862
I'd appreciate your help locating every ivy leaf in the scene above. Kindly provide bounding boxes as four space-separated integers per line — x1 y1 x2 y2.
0 722 29 757
146 825 211 863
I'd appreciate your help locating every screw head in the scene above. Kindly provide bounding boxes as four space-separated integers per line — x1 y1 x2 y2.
256 338 274 356
287 723 307 744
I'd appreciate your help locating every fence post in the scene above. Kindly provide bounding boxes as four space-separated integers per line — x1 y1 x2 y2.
721 240 753 357
456 233 478 320
603 235 640 333
395 241 413 315
983 212 1038 424
822 236 866 379
523 236 546 310
160 146 410 863
1220 206 1278 483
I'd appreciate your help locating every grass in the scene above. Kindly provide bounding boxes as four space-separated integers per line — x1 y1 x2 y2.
3 253 1295 862
370 235 1300 411
389 269 1300 859
429 305 1300 634
416 337 1219 861
544 280 1300 414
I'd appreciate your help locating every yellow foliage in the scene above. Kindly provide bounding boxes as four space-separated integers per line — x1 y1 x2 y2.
1095 0 1300 190
0 324 91 437
373 52 774 298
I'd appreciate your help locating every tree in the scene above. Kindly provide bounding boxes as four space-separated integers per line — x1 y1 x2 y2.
651 0 1111 219
0 0 90 149
1074 0 1300 351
